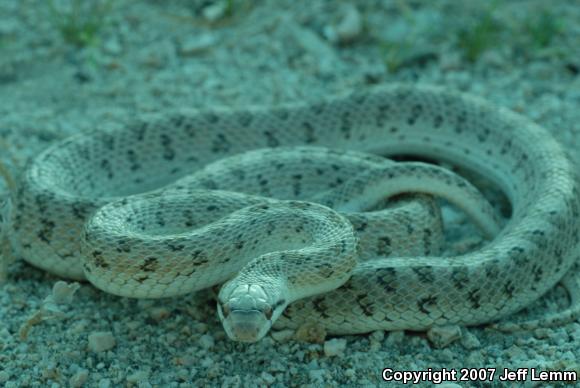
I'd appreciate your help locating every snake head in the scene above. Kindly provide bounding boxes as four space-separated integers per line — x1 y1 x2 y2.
217 282 287 343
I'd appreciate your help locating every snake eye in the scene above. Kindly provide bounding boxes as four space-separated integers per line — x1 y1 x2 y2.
220 303 230 318
264 306 273 320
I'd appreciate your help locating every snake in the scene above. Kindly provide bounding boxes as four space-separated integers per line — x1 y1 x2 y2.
6 84 580 342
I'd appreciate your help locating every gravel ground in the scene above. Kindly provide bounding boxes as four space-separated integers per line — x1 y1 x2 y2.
1 1 579 387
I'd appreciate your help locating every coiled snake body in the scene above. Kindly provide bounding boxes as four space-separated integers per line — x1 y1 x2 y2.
8 85 580 342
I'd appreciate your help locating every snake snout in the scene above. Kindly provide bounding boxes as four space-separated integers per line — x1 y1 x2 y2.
217 284 275 342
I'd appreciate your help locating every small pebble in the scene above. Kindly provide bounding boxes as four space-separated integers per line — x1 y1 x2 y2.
0 370 9 383
148 307 170 322
126 370 150 384
69 369 89 388
199 333 215 349
427 325 462 348
271 329 294 342
260 372 276 385
178 34 217 56
201 357 214 368
308 369 325 383
51 281 80 304
369 330 385 343
325 5 362 44
88 332 116 353
97 379 111 388
461 331 481 349
103 38 122 56
203 1 227 22
385 330 405 345
323 338 347 356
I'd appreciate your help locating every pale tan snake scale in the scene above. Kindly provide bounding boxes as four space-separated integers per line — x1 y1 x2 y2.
7 84 580 342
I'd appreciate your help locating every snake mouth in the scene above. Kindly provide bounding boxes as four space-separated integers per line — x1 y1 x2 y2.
221 309 271 343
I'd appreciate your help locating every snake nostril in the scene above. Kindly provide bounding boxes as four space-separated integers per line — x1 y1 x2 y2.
264 306 273 320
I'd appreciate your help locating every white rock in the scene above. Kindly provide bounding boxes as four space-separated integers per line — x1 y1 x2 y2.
323 338 347 356
369 330 385 351
176 368 189 381
148 307 170 322
69 370 89 388
270 329 294 342
203 2 228 22
126 370 150 384
283 17 338 75
308 369 325 383
461 331 481 349
385 330 405 345
201 357 214 368
344 368 355 377
103 38 122 55
334 5 363 43
199 333 215 349
0 371 9 383
179 34 217 56
369 330 385 342
260 372 276 385
51 281 80 304
427 325 462 348
562 350 575 360
97 379 111 388
88 331 116 352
